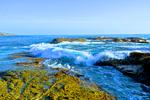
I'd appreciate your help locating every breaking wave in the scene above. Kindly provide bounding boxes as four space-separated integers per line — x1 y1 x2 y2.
30 43 150 67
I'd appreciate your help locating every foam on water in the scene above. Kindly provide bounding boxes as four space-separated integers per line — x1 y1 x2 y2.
1 35 150 99
30 43 95 66
54 41 105 45
30 43 150 66
29 42 150 99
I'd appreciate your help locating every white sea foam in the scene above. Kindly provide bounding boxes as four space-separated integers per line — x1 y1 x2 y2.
121 45 150 50
52 41 105 46
30 43 150 66
30 43 95 65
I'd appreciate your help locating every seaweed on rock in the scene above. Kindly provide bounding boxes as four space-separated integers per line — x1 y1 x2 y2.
0 69 115 100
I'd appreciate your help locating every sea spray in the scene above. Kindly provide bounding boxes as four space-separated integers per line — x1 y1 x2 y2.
30 43 149 67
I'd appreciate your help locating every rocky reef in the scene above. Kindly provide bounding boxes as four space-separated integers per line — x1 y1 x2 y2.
95 52 150 85
0 69 115 100
88 37 149 43
51 38 87 43
51 37 150 43
1 52 116 99
16 57 44 68
9 52 45 68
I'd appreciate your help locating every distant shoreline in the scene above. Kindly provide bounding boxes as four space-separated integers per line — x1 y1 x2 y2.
0 32 15 36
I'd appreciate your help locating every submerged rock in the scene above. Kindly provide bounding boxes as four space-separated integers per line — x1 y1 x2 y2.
0 69 116 100
16 58 44 68
7 52 116 99
9 52 35 59
9 52 45 68
95 52 150 85
51 38 87 43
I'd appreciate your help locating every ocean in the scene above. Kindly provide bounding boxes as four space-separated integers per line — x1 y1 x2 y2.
0 34 150 99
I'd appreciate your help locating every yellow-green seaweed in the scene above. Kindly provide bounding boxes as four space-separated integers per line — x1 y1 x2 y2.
0 69 116 100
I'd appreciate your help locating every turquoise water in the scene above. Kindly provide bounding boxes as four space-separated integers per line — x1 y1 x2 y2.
0 34 150 99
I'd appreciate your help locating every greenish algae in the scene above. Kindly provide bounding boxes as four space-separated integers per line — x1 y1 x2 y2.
16 57 44 68
0 69 116 100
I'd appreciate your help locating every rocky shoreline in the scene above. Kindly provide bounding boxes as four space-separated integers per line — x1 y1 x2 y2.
0 52 116 100
1 36 150 99
95 52 150 86
50 37 150 86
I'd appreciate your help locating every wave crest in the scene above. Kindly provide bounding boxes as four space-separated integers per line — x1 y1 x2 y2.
30 43 149 66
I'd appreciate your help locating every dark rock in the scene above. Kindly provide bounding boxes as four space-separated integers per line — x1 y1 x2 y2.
16 58 44 68
51 37 149 43
95 52 150 85
87 37 149 43
130 52 150 59
116 65 143 75
113 38 126 42
51 38 87 43
127 37 149 43
141 84 150 93
9 52 34 59
87 37 113 41
94 59 130 67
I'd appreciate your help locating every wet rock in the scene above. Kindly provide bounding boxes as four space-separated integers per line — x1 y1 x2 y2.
113 38 128 42
88 37 149 43
95 52 150 85
51 37 149 43
116 65 143 75
130 52 150 60
113 37 149 43
94 59 129 67
9 52 45 68
9 52 34 59
87 37 109 40
0 69 116 100
16 58 44 68
141 85 150 93
51 38 87 43
127 37 149 43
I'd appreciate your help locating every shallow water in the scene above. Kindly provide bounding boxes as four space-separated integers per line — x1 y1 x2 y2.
0 34 150 99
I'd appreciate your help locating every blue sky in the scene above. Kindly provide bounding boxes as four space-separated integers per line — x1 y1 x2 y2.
0 0 150 35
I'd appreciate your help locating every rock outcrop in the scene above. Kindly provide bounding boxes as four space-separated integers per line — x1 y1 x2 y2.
51 38 87 43
0 69 116 100
5 52 116 99
95 52 150 85
88 37 149 43
51 37 150 44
